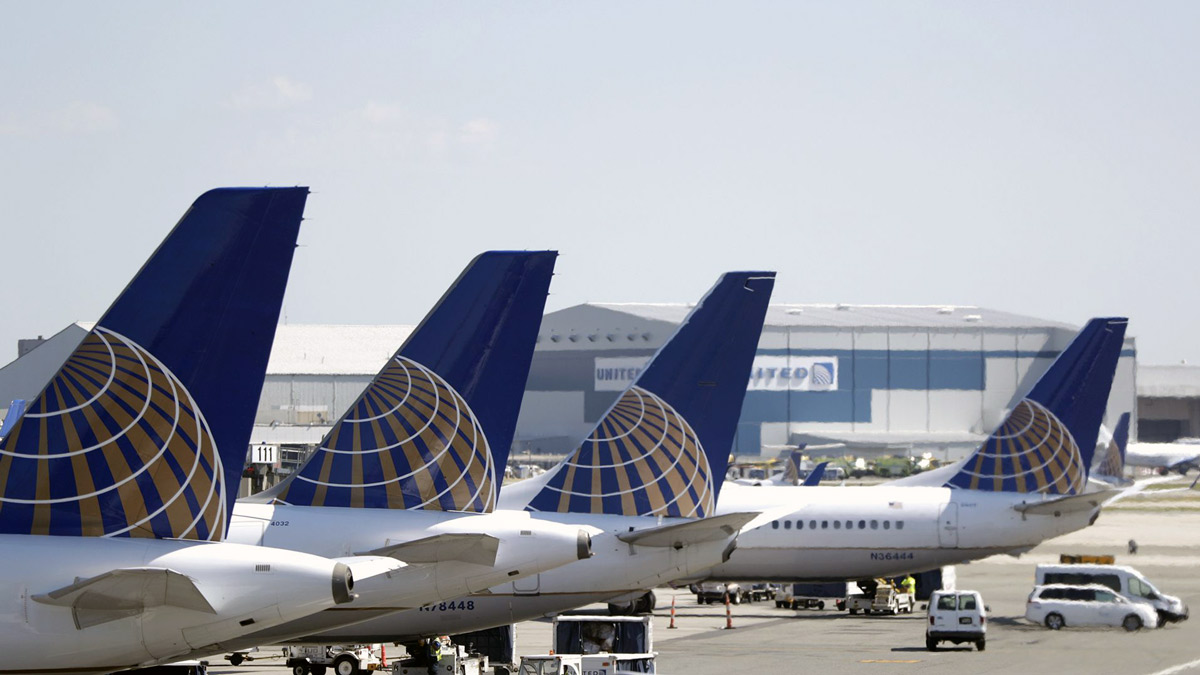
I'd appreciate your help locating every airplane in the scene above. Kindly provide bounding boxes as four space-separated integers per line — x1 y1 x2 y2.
729 447 834 486
1124 436 1200 476
700 317 1129 582
0 188 400 674
1093 413 1132 486
206 252 596 649
286 271 775 644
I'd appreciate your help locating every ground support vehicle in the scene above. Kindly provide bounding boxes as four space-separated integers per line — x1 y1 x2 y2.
926 590 987 651
517 615 655 675
286 644 382 675
744 583 776 602
776 583 841 610
393 640 488 675
695 582 743 604
843 593 875 614
872 586 915 615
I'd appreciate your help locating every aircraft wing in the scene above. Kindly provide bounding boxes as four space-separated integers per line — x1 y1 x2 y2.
1012 489 1118 516
617 512 759 548
358 533 500 566
32 567 215 630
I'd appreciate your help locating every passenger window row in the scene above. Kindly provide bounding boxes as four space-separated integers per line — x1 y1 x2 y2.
770 518 905 531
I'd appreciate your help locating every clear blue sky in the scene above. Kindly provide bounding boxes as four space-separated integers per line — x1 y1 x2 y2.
2 2 1198 363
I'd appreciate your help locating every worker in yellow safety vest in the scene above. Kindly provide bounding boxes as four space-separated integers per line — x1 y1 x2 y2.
900 574 916 596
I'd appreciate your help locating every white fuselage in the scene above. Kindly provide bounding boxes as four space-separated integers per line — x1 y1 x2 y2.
291 511 741 643
705 484 1099 581
1125 442 1200 472
0 534 356 675
219 503 595 645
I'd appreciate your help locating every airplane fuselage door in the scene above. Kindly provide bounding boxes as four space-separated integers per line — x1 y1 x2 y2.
938 503 959 548
512 573 540 595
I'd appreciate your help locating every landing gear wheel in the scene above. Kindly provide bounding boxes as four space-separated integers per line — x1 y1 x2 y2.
1045 612 1065 630
1123 614 1144 632
332 654 359 675
926 638 937 651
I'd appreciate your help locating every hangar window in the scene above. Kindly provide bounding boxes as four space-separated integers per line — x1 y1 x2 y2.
883 521 891 530
784 520 792 530
858 520 866 530
809 520 817 529
796 520 804 530
771 521 779 529
870 520 878 530
833 520 841 530
896 521 905 530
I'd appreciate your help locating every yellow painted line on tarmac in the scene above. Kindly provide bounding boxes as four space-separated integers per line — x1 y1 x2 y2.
859 659 922 664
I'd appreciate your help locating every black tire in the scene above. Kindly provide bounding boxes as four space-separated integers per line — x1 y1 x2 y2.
817 601 826 610
849 608 858 615
292 666 309 675
1045 612 1065 630
312 667 327 675
731 594 741 605
1123 614 1144 632
1158 610 1170 627
976 639 986 652
332 655 358 675
864 608 873 615
926 637 938 651
228 654 244 667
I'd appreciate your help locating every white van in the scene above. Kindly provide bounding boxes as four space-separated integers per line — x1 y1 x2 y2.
1035 564 1188 625
926 590 986 651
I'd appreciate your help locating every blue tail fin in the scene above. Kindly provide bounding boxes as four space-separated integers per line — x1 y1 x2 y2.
264 251 556 512
944 317 1127 496
1096 413 1131 480
525 272 775 517
0 188 307 539
802 461 829 487
779 447 804 485
0 400 26 439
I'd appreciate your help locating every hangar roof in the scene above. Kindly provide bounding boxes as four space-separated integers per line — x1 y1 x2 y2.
573 303 1074 331
1138 365 1200 398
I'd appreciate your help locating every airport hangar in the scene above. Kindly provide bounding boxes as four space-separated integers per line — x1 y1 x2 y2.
1 304 1154 481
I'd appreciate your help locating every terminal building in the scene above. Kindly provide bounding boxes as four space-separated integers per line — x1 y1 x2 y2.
0 305 1164 479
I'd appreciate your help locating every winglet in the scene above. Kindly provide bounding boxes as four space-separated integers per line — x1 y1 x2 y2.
1095 413 1131 481
944 318 1128 496
524 272 775 517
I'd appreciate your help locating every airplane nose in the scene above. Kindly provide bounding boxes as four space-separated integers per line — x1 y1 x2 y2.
332 562 355 604
577 530 594 560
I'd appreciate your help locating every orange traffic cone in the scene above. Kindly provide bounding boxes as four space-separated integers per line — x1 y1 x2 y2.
723 591 735 630
668 594 677 629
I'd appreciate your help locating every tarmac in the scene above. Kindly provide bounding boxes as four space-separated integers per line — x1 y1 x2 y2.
208 506 1200 675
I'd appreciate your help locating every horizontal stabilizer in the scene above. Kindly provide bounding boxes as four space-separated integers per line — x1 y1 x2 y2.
1013 489 1119 516
359 533 500 566
617 512 759 548
33 567 215 630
